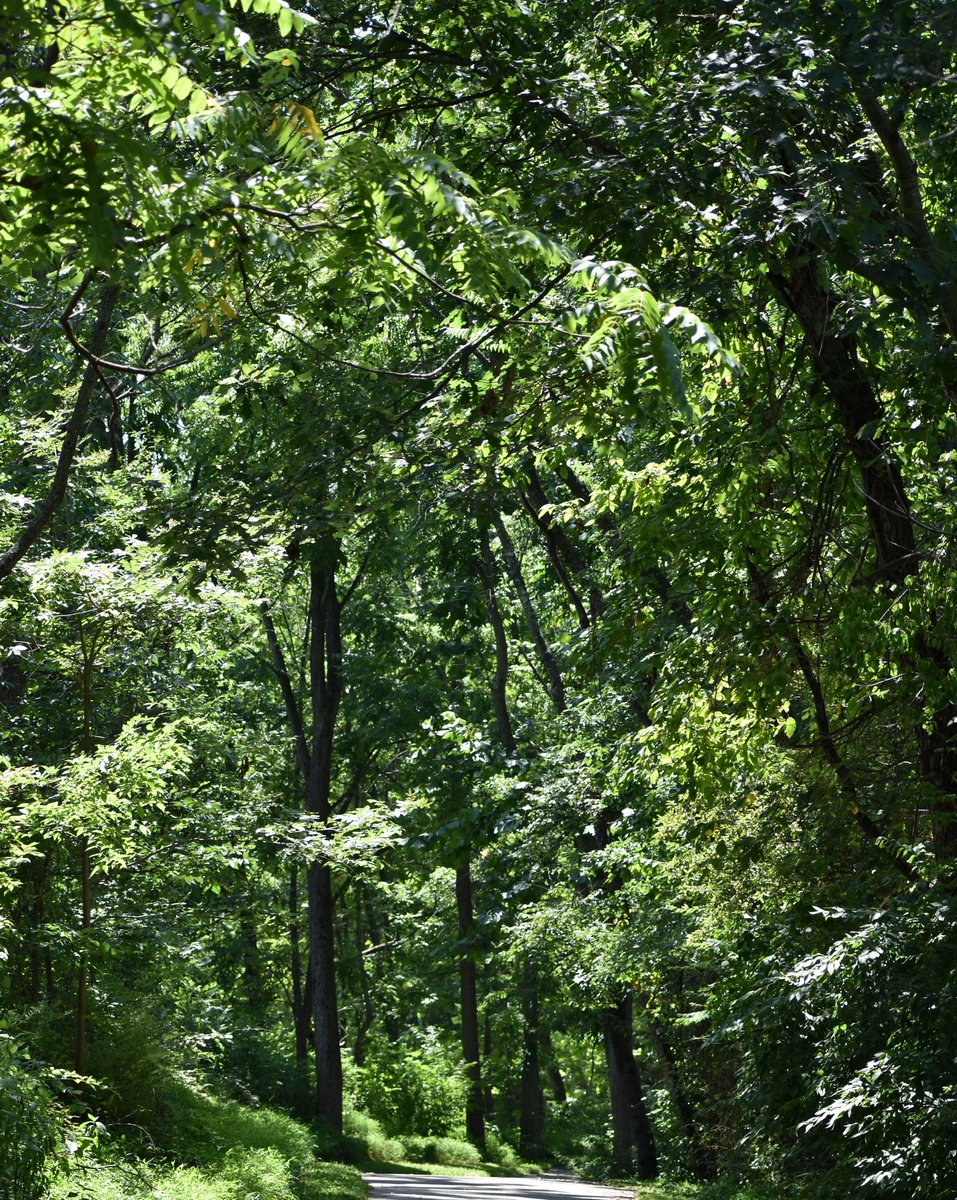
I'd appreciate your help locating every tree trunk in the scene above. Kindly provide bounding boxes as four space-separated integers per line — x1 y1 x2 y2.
519 961 545 1157
308 857 342 1130
489 510 566 713
306 550 344 1131
519 462 597 627
262 552 344 1126
776 253 957 860
75 642 96 1075
456 855 486 1151
476 517 517 754
541 1028 567 1104
776 256 918 585
602 992 658 1180
0 282 120 583
289 867 310 1064
74 836 92 1076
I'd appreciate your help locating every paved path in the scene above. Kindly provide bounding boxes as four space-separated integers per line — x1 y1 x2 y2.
363 1173 633 1200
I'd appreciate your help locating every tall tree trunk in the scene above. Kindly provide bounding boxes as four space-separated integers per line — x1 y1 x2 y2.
519 462 598 626
306 550 344 1132
75 641 96 1075
261 547 344 1128
289 867 310 1064
775 252 957 860
457 855 486 1151
602 992 658 1180
518 960 545 1157
489 509 566 713
776 256 918 585
308 857 341 1130
476 517 517 754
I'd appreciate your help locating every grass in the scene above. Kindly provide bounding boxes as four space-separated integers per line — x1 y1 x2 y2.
47 1070 545 1200
49 1078 367 1200
633 1182 782 1200
362 1159 539 1178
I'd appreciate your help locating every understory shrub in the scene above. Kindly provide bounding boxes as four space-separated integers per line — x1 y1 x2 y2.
49 1077 366 1200
350 1029 466 1136
483 1131 522 1171
723 888 957 1199
0 1036 59 1200
342 1105 406 1161
402 1136 483 1167
159 1076 316 1165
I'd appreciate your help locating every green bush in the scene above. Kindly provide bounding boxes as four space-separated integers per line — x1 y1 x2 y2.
351 1030 466 1137
342 1105 406 1161
159 1076 317 1166
484 1131 522 1172
0 1036 59 1200
722 889 957 1199
221 1146 296 1200
152 1166 236 1200
86 1006 173 1126
402 1136 483 1168
222 1024 314 1119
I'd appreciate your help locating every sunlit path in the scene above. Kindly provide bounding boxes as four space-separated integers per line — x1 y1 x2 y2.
364 1174 633 1200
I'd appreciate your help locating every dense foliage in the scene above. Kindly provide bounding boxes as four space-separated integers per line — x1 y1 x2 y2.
1 1 956 1198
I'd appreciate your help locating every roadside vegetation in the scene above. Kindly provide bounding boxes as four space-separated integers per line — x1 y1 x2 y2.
4 3 957 1200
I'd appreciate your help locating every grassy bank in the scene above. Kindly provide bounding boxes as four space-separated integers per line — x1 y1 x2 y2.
49 1079 366 1200
45 1075 541 1200
634 1182 781 1200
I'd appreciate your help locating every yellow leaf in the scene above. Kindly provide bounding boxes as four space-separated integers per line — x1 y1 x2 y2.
217 295 237 318
298 104 322 141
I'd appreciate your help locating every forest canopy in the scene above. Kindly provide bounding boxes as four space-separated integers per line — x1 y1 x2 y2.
1 2 956 1199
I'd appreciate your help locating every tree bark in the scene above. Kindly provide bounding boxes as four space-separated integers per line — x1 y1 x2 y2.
490 509 566 713
602 992 658 1180
775 256 918 584
0 282 120 584
261 548 344 1127
855 89 957 341
518 960 545 1157
476 517 517 753
306 550 344 1132
520 462 600 626
774 255 957 859
289 867 310 1063
456 856 486 1151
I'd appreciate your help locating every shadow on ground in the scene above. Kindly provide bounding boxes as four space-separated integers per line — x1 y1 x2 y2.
364 1172 632 1200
